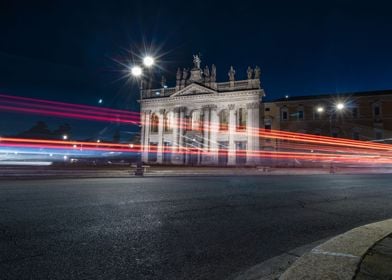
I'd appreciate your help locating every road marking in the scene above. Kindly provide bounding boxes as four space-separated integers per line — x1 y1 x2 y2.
311 248 359 259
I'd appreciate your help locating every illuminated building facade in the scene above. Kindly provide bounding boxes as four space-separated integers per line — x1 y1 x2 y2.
139 56 265 165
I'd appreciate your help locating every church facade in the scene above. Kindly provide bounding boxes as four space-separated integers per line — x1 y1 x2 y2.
139 56 265 165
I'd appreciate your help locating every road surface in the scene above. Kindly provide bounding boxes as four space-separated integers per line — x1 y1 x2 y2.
1 175 392 279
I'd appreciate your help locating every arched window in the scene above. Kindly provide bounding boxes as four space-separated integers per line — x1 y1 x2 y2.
191 110 200 131
236 108 247 131
150 113 159 133
219 109 229 131
163 111 173 133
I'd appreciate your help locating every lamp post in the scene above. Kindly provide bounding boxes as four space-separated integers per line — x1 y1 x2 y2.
130 55 156 175
315 102 345 137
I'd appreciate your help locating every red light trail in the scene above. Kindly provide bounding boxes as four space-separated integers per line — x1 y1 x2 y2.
1 93 391 166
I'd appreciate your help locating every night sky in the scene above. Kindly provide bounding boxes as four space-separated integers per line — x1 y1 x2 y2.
1 0 392 139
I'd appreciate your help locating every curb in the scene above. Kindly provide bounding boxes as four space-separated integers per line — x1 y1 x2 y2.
279 219 392 280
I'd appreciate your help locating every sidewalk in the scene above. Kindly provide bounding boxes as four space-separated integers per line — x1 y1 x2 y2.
1 165 392 179
233 219 392 280
279 219 392 280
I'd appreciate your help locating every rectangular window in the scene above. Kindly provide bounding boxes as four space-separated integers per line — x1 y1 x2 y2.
282 111 288 120
265 108 270 112
376 131 383 140
298 111 304 120
352 108 358 118
353 132 359 140
374 106 380 116
265 124 271 130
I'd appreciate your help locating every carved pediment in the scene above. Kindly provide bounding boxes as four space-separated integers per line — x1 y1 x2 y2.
170 83 216 97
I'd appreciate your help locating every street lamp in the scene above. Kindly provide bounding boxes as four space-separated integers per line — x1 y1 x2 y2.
336 102 345 110
62 134 68 140
314 102 346 137
143 56 154 67
131 65 143 77
130 56 156 101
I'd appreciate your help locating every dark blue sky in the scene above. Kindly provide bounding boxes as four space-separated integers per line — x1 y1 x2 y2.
1 0 392 139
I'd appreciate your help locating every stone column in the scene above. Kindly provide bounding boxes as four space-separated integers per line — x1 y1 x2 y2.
142 110 151 162
178 107 186 160
252 103 260 163
228 104 236 165
140 111 145 158
246 104 254 165
157 109 165 164
203 106 210 150
210 106 219 164
246 102 259 165
171 108 180 164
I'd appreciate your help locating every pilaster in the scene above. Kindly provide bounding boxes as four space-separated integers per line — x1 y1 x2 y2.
228 104 236 166
157 109 165 163
142 110 151 162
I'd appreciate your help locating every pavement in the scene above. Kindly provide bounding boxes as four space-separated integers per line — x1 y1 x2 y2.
235 219 392 280
1 165 392 179
1 175 392 279
279 219 392 280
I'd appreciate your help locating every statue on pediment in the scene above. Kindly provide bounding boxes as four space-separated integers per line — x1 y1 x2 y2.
247 66 253 79
161 76 166 88
228 66 236 81
182 68 189 80
254 66 261 79
193 54 201 69
176 68 181 80
204 65 210 78
211 64 217 82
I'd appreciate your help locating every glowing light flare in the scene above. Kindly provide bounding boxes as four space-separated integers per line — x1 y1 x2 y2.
131 66 143 77
143 56 154 67
336 103 345 110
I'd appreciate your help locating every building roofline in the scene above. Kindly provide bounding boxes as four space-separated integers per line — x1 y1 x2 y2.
269 89 392 102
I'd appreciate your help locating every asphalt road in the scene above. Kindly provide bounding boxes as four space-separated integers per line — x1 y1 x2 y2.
1 175 392 280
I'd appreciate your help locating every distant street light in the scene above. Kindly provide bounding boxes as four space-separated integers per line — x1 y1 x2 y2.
317 106 324 113
336 103 345 110
62 135 68 140
143 56 154 67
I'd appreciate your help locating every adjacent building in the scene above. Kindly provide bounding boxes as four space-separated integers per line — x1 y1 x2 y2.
261 90 392 150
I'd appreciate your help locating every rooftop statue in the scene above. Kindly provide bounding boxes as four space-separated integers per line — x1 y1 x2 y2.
228 66 236 81
176 68 181 80
204 65 210 77
161 76 166 88
182 68 189 80
193 54 201 69
211 64 216 82
254 66 261 79
247 66 253 79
